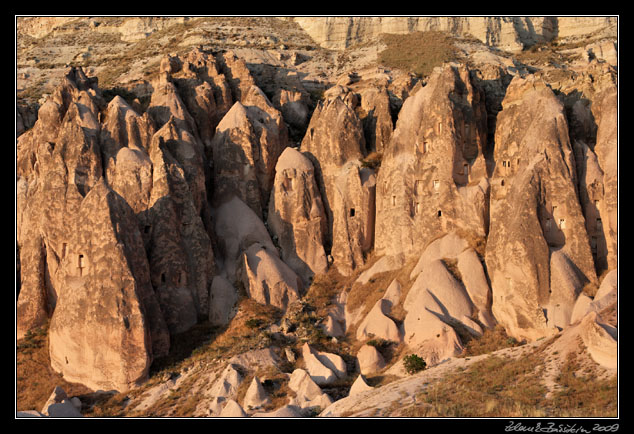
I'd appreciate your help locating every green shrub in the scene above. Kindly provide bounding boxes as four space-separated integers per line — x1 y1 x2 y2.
403 354 427 374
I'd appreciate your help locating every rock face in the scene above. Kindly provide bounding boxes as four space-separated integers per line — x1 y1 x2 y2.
16 27 618 412
375 64 489 260
47 180 161 391
300 93 375 276
16 68 170 391
268 147 329 285
15 56 242 390
292 17 616 51
238 243 302 311
210 85 289 218
301 343 347 386
485 75 598 342
590 83 618 272
288 368 333 409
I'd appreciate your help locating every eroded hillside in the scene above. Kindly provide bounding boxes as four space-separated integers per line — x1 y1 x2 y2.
15 16 618 419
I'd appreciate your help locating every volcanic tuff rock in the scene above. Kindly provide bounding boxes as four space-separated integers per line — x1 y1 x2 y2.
375 64 489 260
17 48 283 390
300 91 376 276
47 179 161 392
238 242 302 311
17 18 617 416
486 74 598 342
16 69 168 368
268 147 329 285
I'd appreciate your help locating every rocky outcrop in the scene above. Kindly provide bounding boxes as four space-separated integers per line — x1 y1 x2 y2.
356 298 401 343
268 147 328 285
288 368 334 410
208 275 238 327
219 399 247 417
238 242 302 311
15 58 232 391
210 95 289 218
47 180 164 392
213 195 276 281
485 74 598 342
590 82 617 272
300 92 375 276
375 64 489 260
16 27 618 414
356 344 386 375
16 70 172 365
301 343 347 386
243 376 271 410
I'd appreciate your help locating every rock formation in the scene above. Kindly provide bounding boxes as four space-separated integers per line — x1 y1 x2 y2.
300 92 375 276
16 20 617 416
267 147 328 285
238 242 302 311
47 180 163 391
375 64 489 260
485 74 598 342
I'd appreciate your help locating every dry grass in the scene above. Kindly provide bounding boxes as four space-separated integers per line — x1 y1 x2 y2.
378 31 461 78
398 336 617 418
404 352 548 417
460 324 522 357
550 349 618 417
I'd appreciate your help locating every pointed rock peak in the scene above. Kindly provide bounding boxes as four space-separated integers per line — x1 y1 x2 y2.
275 146 314 173
216 101 249 131
106 95 138 120
244 85 271 105
80 176 109 203
244 376 271 409
108 94 131 110
219 399 247 417
349 374 374 396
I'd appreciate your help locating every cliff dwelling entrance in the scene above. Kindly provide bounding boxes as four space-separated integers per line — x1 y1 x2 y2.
350 208 356 217
78 254 85 277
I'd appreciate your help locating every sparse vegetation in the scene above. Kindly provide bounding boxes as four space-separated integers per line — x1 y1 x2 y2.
460 324 522 357
400 336 617 417
378 31 461 78
15 17 618 419
550 349 618 417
